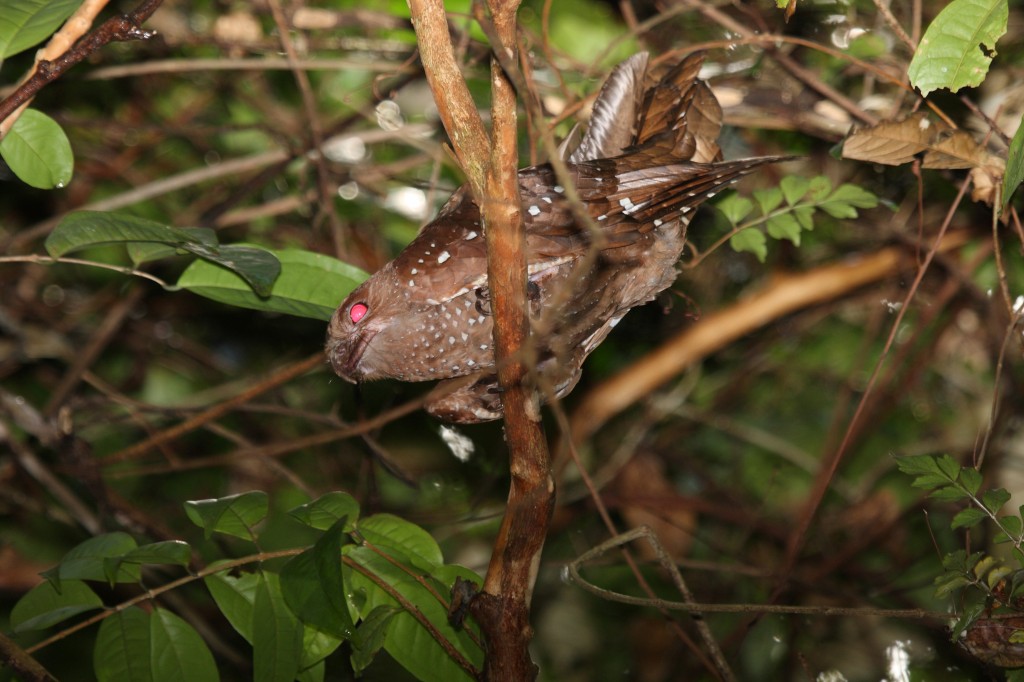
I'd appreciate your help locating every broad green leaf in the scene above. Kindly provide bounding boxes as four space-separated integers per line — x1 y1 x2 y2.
357 513 443 571
46 212 207 258
766 213 802 245
987 564 1013 588
753 187 783 215
205 567 261 643
982 487 1010 513
935 454 963 480
183 244 280 297
951 507 988 529
715 194 753 226
10 579 103 632
729 229 767 262
47 212 280 296
185 491 268 541
1003 119 1024 210
150 608 218 682
934 573 970 598
0 0 82 58
289 492 360 531
253 571 303 682
281 519 355 640
95 607 152 682
779 176 810 205
826 184 879 209
126 228 218 265
178 248 367 321
974 554 999 579
894 454 943 476
103 541 192 585
909 473 952 490
930 485 971 502
351 605 400 675
43 532 140 588
792 205 815 231
959 467 982 496
808 175 832 201
1003 515 1024 539
907 0 1008 96
345 547 482 682
0 108 73 189
94 607 218 682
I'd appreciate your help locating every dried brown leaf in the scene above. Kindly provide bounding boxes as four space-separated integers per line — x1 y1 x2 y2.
923 130 989 169
842 112 948 165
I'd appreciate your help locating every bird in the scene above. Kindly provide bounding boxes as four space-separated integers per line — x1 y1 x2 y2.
326 51 787 423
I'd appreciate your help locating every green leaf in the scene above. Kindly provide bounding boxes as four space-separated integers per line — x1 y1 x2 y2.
958 467 982 496
185 491 268 541
10 580 103 632
808 175 832 201
43 532 140 588
987 564 1013 589
94 607 218 682
357 513 444 571
178 248 367 321
935 454 963 480
753 187 783 214
47 212 281 296
934 573 970 598
0 108 73 189
253 571 303 682
1002 515 1024 539
895 454 943 476
715 194 753 226
951 507 988 529
929 485 971 502
205 567 260 643
345 548 482 682
281 519 355 640
766 213 802 245
974 554 999 579
907 0 1008 96
351 605 400 675
792 205 815 231
95 607 152 682
0 0 82 58
827 184 879 209
150 608 218 682
779 176 810 205
126 228 218 265
46 212 208 258
729 229 767 262
1003 116 1024 210
289 492 360 532
103 541 192 585
982 487 1011 514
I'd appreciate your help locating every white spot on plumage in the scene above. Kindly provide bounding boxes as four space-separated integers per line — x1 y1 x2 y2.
408 279 415 287
597 214 607 221
461 332 469 341
448 336 456 344
480 344 488 350
680 206 691 213
619 197 635 211
466 230 478 240
554 185 564 193
438 250 451 264
707 191 716 198
542 196 552 204
654 218 663 227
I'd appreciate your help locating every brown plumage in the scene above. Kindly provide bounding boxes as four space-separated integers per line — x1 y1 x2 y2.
326 52 786 423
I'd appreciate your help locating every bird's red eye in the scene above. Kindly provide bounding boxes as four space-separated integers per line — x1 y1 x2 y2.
349 302 368 323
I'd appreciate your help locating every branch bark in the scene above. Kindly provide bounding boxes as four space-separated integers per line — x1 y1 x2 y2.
408 1 552 679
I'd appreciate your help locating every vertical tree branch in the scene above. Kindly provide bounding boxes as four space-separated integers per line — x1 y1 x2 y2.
408 0 552 678
470 1 554 680
407 0 490 197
